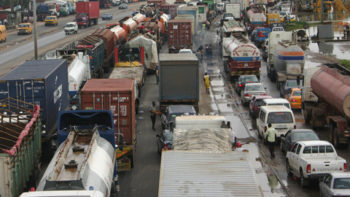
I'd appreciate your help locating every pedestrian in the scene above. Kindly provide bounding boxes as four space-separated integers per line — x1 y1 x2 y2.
155 64 159 84
3 18 8 27
204 72 210 94
149 101 158 130
266 123 277 159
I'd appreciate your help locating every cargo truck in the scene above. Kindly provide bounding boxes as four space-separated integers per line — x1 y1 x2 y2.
57 34 105 78
167 19 193 53
0 59 68 160
20 110 118 197
92 28 115 72
0 99 41 197
81 79 136 171
36 3 50 21
159 53 199 111
267 31 305 95
302 64 350 148
76 1 100 28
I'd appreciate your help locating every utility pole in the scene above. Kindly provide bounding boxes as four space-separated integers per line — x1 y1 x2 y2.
33 0 38 60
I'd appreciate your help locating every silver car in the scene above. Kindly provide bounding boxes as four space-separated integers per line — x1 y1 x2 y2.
241 83 267 105
319 172 350 197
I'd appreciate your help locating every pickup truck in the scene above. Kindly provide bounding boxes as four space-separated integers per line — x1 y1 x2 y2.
286 141 347 187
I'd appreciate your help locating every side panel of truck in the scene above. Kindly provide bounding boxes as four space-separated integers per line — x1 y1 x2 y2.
76 1 100 19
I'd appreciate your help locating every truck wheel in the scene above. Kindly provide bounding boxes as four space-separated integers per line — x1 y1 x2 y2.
299 170 307 188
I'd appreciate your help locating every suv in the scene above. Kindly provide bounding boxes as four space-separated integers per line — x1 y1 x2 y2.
64 22 78 35
257 105 296 142
161 105 197 130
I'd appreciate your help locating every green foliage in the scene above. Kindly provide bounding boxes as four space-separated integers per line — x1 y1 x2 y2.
339 59 350 69
284 21 310 31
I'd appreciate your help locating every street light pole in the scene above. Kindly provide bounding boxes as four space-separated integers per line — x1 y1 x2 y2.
33 0 38 60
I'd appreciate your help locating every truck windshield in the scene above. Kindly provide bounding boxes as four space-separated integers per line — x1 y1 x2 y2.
334 178 350 189
267 112 293 124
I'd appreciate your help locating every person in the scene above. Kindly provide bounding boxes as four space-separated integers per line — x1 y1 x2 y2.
3 18 8 27
266 123 277 159
149 101 158 130
155 64 159 84
204 72 210 94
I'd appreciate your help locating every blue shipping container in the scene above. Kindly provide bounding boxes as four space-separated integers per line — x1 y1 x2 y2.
0 59 69 140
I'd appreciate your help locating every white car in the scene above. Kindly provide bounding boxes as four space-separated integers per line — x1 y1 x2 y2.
179 49 193 54
64 22 78 35
241 83 267 105
319 172 350 197
286 141 347 187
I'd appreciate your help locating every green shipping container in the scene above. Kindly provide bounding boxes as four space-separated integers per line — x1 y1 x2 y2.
0 99 42 197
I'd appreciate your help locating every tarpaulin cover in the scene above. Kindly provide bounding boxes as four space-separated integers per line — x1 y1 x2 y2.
126 35 159 69
1 105 40 156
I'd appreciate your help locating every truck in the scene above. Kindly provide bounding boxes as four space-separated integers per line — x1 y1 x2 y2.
0 99 41 197
36 3 50 21
302 64 350 148
159 54 199 111
20 110 118 197
0 59 68 160
246 6 267 32
92 28 115 72
167 19 192 53
222 32 261 81
286 140 347 187
76 1 100 28
267 32 305 94
158 115 262 196
109 65 146 112
81 79 136 171
225 3 241 20
57 34 105 78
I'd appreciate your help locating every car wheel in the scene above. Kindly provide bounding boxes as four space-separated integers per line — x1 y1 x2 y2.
299 170 307 188
286 160 292 176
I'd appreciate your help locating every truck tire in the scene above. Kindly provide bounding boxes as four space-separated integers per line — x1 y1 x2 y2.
299 170 307 188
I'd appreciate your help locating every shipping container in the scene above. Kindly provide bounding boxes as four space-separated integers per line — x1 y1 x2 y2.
159 53 199 111
92 28 115 69
167 19 192 53
0 99 41 197
177 7 198 32
175 15 195 35
81 79 135 145
160 4 178 19
0 60 69 142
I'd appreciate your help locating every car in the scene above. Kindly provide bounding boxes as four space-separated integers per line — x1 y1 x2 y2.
286 141 346 187
179 49 193 54
44 15 58 26
64 22 78 35
101 13 113 20
249 95 272 118
119 3 128 9
257 105 296 141
0 25 6 43
280 79 303 98
235 75 259 94
280 129 319 154
319 172 350 197
156 129 173 154
17 23 32 35
286 88 302 109
241 83 267 105
161 105 197 130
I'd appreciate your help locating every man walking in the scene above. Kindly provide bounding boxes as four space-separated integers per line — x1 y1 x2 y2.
204 72 210 94
149 101 158 130
266 123 277 159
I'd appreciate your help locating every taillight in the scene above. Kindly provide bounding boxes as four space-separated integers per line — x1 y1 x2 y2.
291 99 296 102
244 93 251 97
164 143 171 150
261 93 267 96
239 84 243 87
344 163 347 172
306 164 311 173
294 125 296 129
264 126 267 132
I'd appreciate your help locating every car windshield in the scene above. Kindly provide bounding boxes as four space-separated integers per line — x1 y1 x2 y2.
242 76 258 83
66 24 75 27
293 90 301 96
291 132 319 142
245 85 264 91
334 178 350 189
267 112 293 124
19 24 29 28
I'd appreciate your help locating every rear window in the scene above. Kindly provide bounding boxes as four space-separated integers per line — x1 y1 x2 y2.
293 91 301 96
291 132 319 142
243 76 258 83
267 103 290 109
245 85 264 91
303 146 311 154
267 112 293 124
326 145 334 153
334 178 350 189
303 145 334 154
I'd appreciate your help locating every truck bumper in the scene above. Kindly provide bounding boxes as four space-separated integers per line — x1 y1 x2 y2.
77 22 88 25
231 70 260 77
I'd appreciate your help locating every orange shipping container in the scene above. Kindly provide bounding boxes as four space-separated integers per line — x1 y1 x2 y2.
81 79 136 145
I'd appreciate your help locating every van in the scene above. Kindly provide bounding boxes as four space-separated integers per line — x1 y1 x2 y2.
0 25 6 42
262 98 291 109
257 105 296 141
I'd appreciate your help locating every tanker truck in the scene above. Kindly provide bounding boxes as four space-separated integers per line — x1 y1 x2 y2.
222 32 261 81
267 31 304 96
20 110 119 197
302 64 350 148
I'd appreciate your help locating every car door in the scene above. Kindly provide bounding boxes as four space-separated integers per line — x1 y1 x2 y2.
289 143 300 172
257 110 265 136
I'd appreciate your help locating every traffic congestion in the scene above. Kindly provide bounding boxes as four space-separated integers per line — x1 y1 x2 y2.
1 0 350 196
